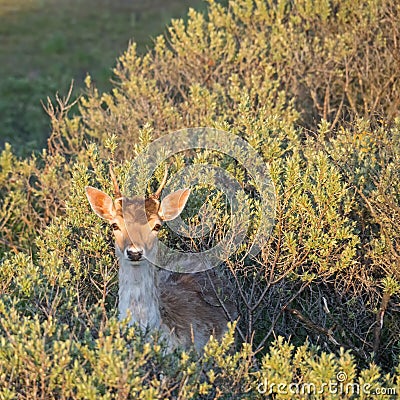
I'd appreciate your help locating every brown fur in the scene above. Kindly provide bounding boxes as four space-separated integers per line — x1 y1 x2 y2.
159 272 237 348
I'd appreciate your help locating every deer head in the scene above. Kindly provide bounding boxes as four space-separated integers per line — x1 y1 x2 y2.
85 167 190 265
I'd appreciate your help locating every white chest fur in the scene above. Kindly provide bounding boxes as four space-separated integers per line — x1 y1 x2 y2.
118 260 162 330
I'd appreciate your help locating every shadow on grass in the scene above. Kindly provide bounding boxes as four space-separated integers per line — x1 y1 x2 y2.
0 0 207 155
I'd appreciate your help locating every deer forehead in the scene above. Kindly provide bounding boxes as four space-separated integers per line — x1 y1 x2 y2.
117 196 161 224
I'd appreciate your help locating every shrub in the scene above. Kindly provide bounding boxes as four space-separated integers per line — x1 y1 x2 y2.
0 0 399 397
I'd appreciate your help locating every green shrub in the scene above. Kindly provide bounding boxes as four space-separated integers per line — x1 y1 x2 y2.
0 0 399 397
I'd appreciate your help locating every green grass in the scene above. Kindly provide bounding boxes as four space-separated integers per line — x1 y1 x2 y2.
0 0 207 155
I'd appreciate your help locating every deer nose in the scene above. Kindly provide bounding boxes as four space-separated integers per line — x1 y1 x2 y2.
126 249 143 262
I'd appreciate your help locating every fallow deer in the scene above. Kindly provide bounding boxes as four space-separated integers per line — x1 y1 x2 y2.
85 167 236 351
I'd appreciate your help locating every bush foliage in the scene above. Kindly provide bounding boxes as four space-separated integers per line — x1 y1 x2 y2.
0 0 399 397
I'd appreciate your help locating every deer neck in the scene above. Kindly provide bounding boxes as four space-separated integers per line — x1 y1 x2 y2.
118 258 161 330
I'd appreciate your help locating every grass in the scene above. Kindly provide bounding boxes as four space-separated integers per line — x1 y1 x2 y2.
0 0 207 155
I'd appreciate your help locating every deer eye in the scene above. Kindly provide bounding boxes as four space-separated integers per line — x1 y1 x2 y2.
153 223 162 232
111 223 120 231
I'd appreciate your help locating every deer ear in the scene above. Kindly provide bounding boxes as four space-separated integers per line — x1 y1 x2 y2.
85 186 116 221
160 188 190 221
